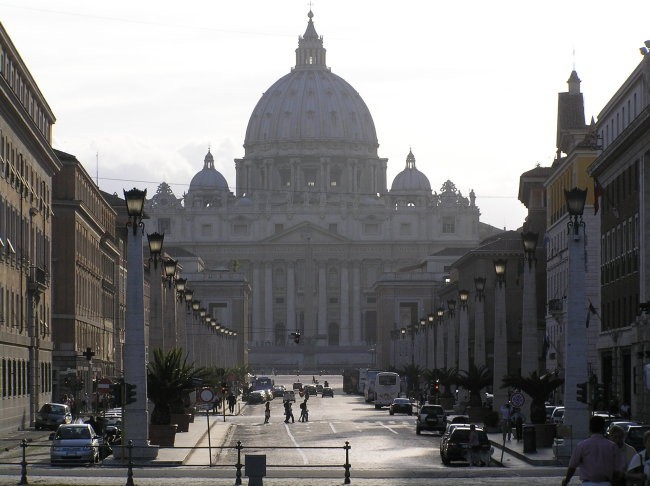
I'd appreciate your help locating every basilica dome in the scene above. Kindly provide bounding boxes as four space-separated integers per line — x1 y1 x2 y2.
243 11 378 157
390 150 431 193
188 150 229 193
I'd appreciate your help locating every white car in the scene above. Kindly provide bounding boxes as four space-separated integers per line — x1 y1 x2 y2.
50 423 101 465
551 406 565 424
283 391 296 402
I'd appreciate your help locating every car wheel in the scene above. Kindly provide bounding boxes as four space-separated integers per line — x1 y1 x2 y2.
408 411 413 416
389 410 394 415
441 455 451 466
416 428 421 435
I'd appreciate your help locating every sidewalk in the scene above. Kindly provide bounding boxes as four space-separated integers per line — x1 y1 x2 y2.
487 432 567 467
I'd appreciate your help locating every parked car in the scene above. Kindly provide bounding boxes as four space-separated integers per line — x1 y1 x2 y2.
272 385 286 398
416 404 446 435
322 387 334 397
625 425 650 451
551 406 565 424
316 384 324 394
50 423 101 465
283 390 296 402
545 405 557 423
304 385 317 396
292 382 303 391
389 398 413 415
35 403 72 430
440 426 493 466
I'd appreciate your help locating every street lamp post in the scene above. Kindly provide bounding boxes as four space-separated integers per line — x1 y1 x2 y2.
492 258 508 410
458 290 470 373
123 188 158 460
419 317 427 368
473 277 486 368
521 230 539 377
563 187 590 441
427 313 435 370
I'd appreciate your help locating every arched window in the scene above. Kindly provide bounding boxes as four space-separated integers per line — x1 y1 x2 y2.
274 323 287 346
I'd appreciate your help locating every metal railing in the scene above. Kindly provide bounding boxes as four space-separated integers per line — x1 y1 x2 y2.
0 438 352 485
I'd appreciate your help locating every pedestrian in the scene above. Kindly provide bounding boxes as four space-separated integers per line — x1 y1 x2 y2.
467 423 481 467
264 401 270 424
499 402 512 442
511 408 524 442
284 400 294 423
607 425 636 486
228 393 236 414
561 415 625 486
299 401 307 422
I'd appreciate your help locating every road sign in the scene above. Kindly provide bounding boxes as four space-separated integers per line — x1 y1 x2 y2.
510 392 525 408
97 378 112 395
199 387 216 404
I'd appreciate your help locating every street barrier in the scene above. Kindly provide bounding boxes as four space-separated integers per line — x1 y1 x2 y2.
0 437 353 485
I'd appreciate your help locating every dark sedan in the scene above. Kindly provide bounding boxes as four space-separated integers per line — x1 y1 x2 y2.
322 387 334 397
440 426 493 466
389 398 413 415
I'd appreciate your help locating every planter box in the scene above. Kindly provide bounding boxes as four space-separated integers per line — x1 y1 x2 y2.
149 424 178 447
170 413 191 433
534 423 556 447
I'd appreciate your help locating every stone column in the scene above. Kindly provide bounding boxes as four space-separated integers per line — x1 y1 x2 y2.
521 259 538 377
287 262 296 332
252 263 262 346
447 314 457 370
436 321 445 369
492 276 509 411
318 261 327 343
458 303 469 373
340 265 350 344
123 224 157 459
352 263 362 344
563 224 589 440
473 296 486 368
264 263 273 345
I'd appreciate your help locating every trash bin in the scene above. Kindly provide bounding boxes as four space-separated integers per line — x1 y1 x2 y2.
523 425 536 453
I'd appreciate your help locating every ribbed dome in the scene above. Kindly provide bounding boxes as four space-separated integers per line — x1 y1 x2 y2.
243 11 378 157
390 150 431 192
189 150 229 193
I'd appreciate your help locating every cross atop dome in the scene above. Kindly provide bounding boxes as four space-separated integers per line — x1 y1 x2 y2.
295 9 327 69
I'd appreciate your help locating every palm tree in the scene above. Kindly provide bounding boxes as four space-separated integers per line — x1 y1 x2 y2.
423 367 458 398
501 371 564 424
456 364 492 407
399 364 424 395
147 347 209 425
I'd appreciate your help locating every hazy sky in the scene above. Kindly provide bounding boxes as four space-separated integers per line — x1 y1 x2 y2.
2 1 648 230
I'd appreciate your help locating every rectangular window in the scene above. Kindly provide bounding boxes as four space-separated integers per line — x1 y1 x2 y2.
328 223 337 233
275 224 284 233
363 223 379 235
233 223 248 236
400 223 411 235
442 217 455 234
201 224 212 236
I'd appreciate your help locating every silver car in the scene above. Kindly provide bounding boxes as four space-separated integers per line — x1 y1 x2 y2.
50 423 101 465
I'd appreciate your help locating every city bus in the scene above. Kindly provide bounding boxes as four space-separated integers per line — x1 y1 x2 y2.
373 371 401 408
364 369 380 403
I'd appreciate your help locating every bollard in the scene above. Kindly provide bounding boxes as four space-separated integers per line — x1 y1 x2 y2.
244 454 266 486
235 440 243 485
125 440 134 486
344 441 351 484
18 439 28 486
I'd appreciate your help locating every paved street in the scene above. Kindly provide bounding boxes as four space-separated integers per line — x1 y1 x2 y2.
0 374 577 485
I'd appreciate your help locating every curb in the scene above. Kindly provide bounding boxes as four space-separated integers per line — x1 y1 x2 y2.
489 440 567 466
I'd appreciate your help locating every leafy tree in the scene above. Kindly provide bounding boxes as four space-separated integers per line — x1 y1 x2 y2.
147 348 209 425
501 371 564 424
456 364 492 407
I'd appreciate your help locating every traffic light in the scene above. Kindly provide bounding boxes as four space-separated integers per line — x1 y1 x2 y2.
594 383 606 403
220 382 227 395
433 380 440 394
576 382 588 403
124 382 137 405
111 380 123 407
291 332 301 344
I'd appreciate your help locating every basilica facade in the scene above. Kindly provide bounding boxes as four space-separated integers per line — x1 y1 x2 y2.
146 11 498 370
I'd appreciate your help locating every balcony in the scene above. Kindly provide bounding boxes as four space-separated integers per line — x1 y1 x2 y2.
28 266 49 293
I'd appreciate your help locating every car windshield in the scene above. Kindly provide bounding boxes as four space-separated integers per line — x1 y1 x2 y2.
628 426 650 442
451 429 489 444
394 399 409 404
56 427 90 440
421 406 442 414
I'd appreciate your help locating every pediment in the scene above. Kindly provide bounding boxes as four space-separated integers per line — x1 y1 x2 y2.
262 222 350 244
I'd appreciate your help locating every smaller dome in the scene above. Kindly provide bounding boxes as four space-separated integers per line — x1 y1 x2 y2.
188 150 229 193
234 196 254 208
390 150 431 192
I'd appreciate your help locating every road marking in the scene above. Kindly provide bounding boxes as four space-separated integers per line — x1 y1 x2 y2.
329 422 337 434
376 421 399 434
284 423 309 464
